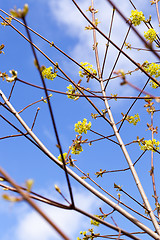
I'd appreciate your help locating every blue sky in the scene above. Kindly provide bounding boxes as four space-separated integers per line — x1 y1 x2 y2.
1 0 160 240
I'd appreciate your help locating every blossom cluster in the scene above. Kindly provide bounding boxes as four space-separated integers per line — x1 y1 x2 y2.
77 228 100 240
126 113 140 125
143 61 160 78
0 69 17 82
57 152 67 162
66 84 80 100
144 96 155 113
71 140 83 155
74 118 91 134
85 18 100 30
10 4 29 18
143 61 160 88
139 139 160 152
79 62 97 82
130 10 145 26
42 66 57 80
144 28 157 43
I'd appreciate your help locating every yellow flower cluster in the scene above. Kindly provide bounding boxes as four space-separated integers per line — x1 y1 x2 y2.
42 67 57 80
66 84 80 100
79 62 97 82
77 228 99 240
126 113 140 125
10 4 29 18
90 214 106 226
57 152 67 162
130 10 145 26
144 28 157 43
143 61 160 88
71 140 83 155
139 139 160 152
74 118 91 134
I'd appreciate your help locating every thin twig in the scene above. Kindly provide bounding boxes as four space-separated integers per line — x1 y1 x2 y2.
0 167 70 240
90 129 119 145
104 150 147 174
0 182 70 209
156 0 160 27
31 107 40 130
16 77 159 100
111 217 122 240
150 112 160 220
118 78 150 132
104 26 131 90
22 16 75 208
101 7 115 77
18 97 47 114
8 79 17 101
0 133 24 140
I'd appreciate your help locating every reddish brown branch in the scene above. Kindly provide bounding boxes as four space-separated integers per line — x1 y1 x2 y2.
0 167 70 240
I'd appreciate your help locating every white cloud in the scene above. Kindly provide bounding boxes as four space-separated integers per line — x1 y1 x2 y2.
48 0 125 63
48 0 89 36
43 127 55 142
48 0 142 63
47 0 159 105
47 1 145 84
11 187 101 240
48 0 156 65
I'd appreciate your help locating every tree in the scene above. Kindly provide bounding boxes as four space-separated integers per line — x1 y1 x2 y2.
1 0 160 239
